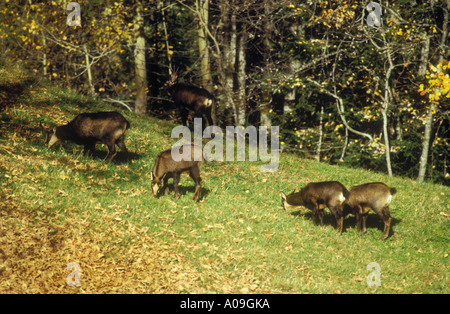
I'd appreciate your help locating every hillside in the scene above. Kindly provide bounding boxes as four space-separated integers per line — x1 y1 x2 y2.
0 67 449 294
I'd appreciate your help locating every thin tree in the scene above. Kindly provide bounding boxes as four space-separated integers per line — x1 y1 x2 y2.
134 0 148 115
417 0 450 183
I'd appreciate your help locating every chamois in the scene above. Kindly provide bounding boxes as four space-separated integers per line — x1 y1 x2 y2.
281 181 350 233
151 144 204 202
43 111 130 162
169 71 216 127
344 182 397 240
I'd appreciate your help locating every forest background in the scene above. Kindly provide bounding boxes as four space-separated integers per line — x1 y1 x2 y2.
1 0 449 185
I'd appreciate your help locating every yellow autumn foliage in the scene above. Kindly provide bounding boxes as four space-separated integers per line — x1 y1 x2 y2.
419 60 450 102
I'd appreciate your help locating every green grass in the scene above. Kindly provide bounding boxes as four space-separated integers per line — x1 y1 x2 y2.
0 66 448 293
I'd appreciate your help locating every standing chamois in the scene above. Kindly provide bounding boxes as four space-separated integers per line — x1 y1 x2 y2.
151 144 204 202
281 181 349 233
344 182 397 240
169 71 216 127
43 111 130 162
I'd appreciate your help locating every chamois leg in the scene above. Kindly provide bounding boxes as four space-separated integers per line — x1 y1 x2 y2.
337 217 344 233
309 206 319 226
329 205 343 233
312 210 318 226
381 217 392 240
116 134 128 153
380 206 392 240
354 205 366 234
179 108 189 127
210 102 217 126
173 172 181 199
307 202 321 227
83 143 96 156
355 210 363 233
203 105 213 127
190 165 202 202
163 176 170 195
105 140 117 162
361 214 368 233
317 209 325 227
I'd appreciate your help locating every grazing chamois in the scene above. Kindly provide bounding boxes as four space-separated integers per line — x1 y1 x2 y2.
151 144 204 202
43 111 130 162
169 71 216 127
281 181 350 233
344 182 397 240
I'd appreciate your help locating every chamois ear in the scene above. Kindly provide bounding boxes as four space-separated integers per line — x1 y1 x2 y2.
280 191 287 201
39 122 52 133
150 172 154 181
169 67 180 85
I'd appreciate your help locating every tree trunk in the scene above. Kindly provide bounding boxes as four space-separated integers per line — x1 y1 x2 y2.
259 4 275 127
236 27 247 125
417 0 449 182
196 0 216 125
134 0 147 115
161 1 173 75
316 105 324 162
417 102 435 183
381 34 394 177
187 0 236 125
438 0 450 62
42 31 47 77
418 33 430 77
220 0 240 125
381 106 393 176
196 0 213 93
340 127 349 161
83 44 95 96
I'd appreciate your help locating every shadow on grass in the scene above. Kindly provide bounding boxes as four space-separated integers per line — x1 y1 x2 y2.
68 149 142 165
290 209 402 238
94 150 141 165
154 184 212 202
0 78 36 112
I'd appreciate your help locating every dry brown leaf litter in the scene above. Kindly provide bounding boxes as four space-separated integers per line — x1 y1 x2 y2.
0 189 262 294
0 200 250 293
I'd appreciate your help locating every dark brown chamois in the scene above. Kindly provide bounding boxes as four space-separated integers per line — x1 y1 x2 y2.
169 71 216 127
43 111 130 162
281 181 350 233
151 144 204 202
344 182 397 240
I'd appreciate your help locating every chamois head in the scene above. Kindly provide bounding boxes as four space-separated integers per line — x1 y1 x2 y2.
280 189 299 211
41 123 60 148
168 67 180 87
150 172 163 197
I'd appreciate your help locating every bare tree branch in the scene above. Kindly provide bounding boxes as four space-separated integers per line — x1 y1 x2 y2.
103 97 133 112
306 78 373 142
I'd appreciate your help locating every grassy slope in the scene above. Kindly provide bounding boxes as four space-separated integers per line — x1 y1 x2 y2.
0 67 448 294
